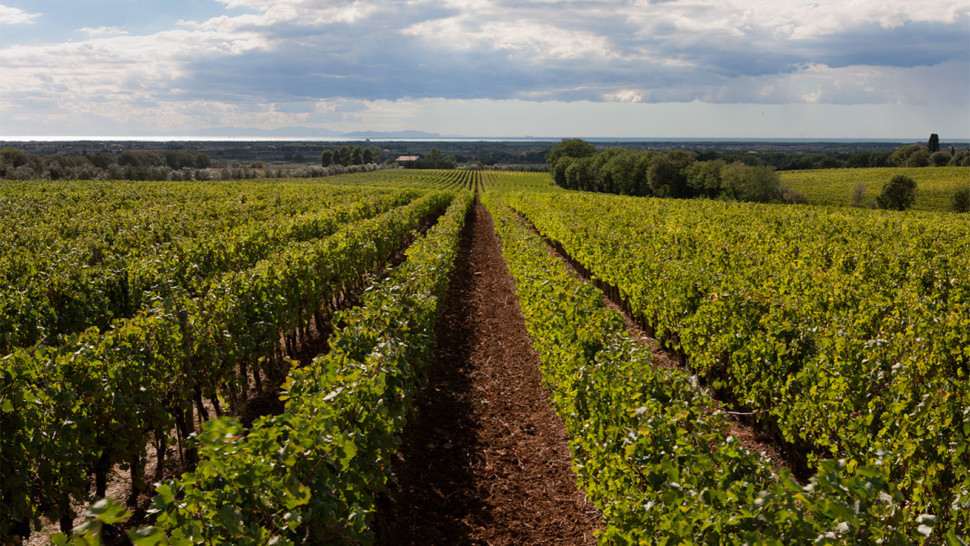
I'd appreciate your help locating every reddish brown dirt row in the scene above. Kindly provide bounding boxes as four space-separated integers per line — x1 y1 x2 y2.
377 201 602 545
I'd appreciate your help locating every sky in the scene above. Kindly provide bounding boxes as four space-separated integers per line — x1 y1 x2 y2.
1 0 968 139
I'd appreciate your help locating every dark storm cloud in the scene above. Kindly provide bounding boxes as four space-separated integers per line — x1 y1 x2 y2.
801 20 970 68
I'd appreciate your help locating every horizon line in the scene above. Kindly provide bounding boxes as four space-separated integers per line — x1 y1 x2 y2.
3 135 969 143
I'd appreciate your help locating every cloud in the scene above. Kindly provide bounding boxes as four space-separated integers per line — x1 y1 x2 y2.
77 26 129 36
694 62 970 106
0 0 967 136
402 16 615 61
0 4 40 24
605 89 644 103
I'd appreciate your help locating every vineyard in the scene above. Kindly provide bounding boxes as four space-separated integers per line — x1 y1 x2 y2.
1 169 967 544
497 183 969 542
779 166 970 211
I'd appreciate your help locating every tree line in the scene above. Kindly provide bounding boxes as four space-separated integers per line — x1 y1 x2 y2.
885 138 970 168
556 134 970 173
547 139 806 204
1 148 212 181
0 147 392 182
714 144 969 171
548 139 970 212
319 145 383 167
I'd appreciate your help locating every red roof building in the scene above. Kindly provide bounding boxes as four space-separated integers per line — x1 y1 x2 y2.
396 155 419 167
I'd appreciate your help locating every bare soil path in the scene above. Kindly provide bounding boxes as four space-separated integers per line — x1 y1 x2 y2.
378 201 602 545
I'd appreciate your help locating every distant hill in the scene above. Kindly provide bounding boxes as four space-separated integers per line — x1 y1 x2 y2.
187 126 343 138
341 130 452 139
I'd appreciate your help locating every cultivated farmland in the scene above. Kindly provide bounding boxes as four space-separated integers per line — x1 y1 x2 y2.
779 166 970 211
1 169 966 544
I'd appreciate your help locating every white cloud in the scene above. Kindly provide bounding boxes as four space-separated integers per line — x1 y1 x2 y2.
200 0 377 29
77 26 129 37
618 0 970 39
0 0 967 136
215 0 299 8
0 23 271 132
403 17 614 60
605 89 644 103
0 4 40 24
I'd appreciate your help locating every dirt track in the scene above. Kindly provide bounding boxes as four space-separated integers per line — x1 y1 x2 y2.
378 201 602 545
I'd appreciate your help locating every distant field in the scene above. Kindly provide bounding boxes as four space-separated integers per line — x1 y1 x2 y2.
779 166 970 211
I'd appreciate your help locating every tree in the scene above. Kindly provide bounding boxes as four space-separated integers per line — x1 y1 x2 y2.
930 150 951 167
890 144 924 167
565 157 594 191
193 153 211 169
684 160 723 198
904 148 930 167
361 147 376 164
1 147 40 170
428 148 443 167
819 156 845 169
590 148 622 193
928 133 940 153
646 151 694 198
117 151 140 167
646 155 682 197
88 151 115 169
720 163 784 203
320 150 333 167
601 151 639 195
851 181 869 208
336 145 352 166
161 151 209 170
369 146 383 162
846 152 872 168
950 150 970 166
551 157 574 187
546 138 598 165
632 152 659 196
868 152 891 167
876 174 917 211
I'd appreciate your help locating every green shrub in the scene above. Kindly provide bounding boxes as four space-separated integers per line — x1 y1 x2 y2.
875 174 917 211
954 186 970 213
930 150 952 166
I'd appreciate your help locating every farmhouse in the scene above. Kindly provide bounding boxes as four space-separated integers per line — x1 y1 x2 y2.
396 155 419 168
